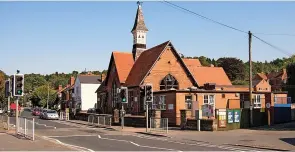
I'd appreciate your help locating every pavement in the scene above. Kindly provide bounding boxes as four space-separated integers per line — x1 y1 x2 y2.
2 110 294 151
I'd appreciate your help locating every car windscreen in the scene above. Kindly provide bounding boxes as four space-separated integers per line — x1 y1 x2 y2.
47 110 57 114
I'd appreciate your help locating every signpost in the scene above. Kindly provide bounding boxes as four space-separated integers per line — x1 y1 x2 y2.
266 102 271 126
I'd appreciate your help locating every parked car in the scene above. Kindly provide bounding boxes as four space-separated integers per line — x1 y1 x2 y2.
0 108 3 114
39 109 48 119
43 110 59 120
32 108 41 116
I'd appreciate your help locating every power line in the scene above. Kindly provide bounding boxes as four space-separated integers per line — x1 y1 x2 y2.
161 1 295 37
252 34 293 57
161 1 248 34
252 33 295 37
160 1 294 57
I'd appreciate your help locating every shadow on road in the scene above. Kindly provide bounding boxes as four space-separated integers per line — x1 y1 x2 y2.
280 138 295 146
248 121 295 131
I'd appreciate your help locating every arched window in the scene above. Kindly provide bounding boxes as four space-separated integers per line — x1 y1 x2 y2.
160 74 179 90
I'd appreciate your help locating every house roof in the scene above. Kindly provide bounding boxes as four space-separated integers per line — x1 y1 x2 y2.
256 73 268 80
183 58 202 67
252 79 261 87
95 80 106 93
77 75 101 84
113 52 134 83
131 2 148 32
125 41 170 86
189 67 232 86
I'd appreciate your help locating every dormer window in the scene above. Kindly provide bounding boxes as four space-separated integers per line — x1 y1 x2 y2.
160 74 179 90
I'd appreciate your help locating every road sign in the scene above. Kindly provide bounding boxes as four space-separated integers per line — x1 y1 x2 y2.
266 103 271 109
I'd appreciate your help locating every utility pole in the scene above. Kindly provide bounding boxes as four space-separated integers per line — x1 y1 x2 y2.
47 83 49 109
248 31 253 127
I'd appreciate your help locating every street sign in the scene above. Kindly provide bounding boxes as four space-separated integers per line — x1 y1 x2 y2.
266 103 271 109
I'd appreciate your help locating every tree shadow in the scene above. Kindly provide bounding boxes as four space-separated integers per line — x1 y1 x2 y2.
280 138 295 146
248 121 295 131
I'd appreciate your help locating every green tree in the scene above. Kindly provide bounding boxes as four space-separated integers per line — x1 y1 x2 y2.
217 57 246 81
286 63 295 103
0 70 7 107
24 74 47 93
32 84 57 108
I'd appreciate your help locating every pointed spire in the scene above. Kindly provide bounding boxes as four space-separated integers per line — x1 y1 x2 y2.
131 1 148 33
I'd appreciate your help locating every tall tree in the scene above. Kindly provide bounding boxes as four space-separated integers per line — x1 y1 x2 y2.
32 84 57 108
0 70 6 107
217 57 246 82
286 63 295 103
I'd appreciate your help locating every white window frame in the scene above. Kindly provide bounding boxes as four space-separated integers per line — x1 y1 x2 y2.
254 94 262 108
185 95 192 110
203 94 215 117
274 95 277 104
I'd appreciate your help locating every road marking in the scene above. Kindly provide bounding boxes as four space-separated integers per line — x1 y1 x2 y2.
47 135 97 138
42 136 94 152
97 134 181 151
35 122 56 129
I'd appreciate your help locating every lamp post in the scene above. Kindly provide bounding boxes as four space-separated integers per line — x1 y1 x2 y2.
47 83 49 109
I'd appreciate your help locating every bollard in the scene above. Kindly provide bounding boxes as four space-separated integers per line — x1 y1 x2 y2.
104 117 106 126
24 118 27 137
32 118 35 141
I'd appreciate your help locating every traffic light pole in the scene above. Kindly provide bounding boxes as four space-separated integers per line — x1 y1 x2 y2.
146 102 148 133
121 104 124 129
15 97 19 135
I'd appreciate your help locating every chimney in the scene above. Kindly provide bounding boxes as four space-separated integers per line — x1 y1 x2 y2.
70 77 75 86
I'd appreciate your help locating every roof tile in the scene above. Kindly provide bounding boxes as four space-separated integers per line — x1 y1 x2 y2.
125 41 170 86
113 52 134 83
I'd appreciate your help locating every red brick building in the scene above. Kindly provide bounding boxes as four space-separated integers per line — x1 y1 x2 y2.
96 2 288 126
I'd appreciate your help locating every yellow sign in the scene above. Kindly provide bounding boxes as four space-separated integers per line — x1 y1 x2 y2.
66 108 69 113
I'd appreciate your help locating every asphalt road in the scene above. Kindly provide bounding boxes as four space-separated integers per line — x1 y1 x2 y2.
5 109 265 151
8 110 77 130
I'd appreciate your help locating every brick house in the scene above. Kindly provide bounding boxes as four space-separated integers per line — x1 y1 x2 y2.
56 76 75 110
96 2 288 126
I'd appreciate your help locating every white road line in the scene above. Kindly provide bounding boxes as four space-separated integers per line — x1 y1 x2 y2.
42 136 94 152
35 122 56 129
47 135 97 138
97 134 181 151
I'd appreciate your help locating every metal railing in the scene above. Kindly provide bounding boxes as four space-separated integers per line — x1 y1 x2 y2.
18 117 35 141
0 114 9 130
87 114 112 127
150 118 168 134
59 112 69 121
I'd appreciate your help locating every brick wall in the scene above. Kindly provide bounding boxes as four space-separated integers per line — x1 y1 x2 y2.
143 47 194 91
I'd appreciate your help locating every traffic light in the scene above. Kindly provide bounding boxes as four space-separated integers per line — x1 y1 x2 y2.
120 87 128 103
140 85 146 97
13 74 24 97
5 80 10 98
145 84 153 102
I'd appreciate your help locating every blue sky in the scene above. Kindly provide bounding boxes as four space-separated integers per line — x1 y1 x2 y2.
0 2 294 75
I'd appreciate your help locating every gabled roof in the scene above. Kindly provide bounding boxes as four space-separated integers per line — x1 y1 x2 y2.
104 52 134 85
77 75 101 84
188 67 232 86
125 41 169 86
113 52 134 83
256 73 268 80
131 2 148 32
95 80 106 93
125 41 197 87
183 58 202 67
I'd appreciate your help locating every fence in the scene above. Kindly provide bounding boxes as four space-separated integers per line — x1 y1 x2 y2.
88 114 112 127
18 117 35 141
0 114 9 130
59 112 69 121
150 118 168 134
